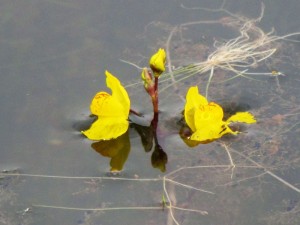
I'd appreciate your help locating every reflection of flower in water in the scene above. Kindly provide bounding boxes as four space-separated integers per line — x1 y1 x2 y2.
91 131 130 172
133 123 168 172
82 71 130 140
151 144 168 172
90 123 168 173
133 124 154 152
184 86 256 143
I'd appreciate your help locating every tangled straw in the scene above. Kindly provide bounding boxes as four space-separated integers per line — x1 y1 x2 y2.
159 2 300 98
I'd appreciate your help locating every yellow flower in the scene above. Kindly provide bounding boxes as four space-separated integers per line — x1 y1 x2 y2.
149 48 166 77
184 86 256 142
81 70 130 140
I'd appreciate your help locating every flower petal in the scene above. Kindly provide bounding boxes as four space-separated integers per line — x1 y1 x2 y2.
82 116 129 141
90 92 125 116
149 48 166 76
191 103 237 141
226 112 256 124
194 102 224 130
185 108 196 132
186 86 208 108
105 70 130 115
184 86 208 132
191 120 237 142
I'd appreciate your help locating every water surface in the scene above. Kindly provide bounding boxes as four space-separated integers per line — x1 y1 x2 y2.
0 0 300 224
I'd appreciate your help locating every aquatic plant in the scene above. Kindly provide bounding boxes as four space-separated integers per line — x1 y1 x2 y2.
81 71 130 140
141 48 166 114
2 2 300 225
184 86 256 142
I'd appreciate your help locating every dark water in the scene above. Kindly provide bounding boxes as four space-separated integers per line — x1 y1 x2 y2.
0 0 300 224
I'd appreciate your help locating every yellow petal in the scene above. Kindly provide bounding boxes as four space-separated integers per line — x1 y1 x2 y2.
190 129 219 142
191 103 237 141
186 86 208 108
185 107 196 132
194 102 224 130
226 112 256 124
90 92 125 116
105 70 130 114
192 108 223 141
81 116 129 141
149 48 166 76
191 122 237 142
184 86 208 132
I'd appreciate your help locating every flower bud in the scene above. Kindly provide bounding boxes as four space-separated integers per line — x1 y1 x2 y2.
149 48 166 77
141 67 155 97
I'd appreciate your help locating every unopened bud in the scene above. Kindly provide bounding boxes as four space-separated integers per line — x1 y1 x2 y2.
141 68 155 96
149 48 166 77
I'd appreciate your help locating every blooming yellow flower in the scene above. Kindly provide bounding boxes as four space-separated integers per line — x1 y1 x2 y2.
149 48 166 77
81 71 130 140
184 86 256 142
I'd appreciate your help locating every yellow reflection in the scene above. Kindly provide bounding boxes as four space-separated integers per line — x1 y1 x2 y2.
91 131 130 172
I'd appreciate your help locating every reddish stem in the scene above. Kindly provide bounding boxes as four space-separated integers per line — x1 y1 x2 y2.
151 112 159 131
130 109 142 117
152 77 159 114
